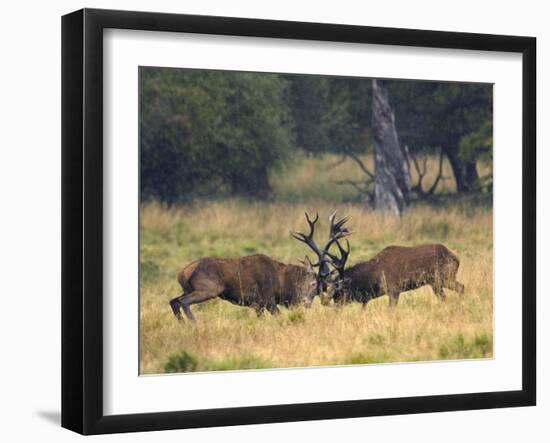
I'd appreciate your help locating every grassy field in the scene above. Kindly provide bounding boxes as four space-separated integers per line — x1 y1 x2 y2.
139 154 493 374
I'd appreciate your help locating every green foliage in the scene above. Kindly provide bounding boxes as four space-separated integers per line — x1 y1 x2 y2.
205 355 268 371
346 352 391 365
388 80 493 192
140 68 293 203
438 333 492 359
285 75 371 154
164 351 199 373
286 76 331 152
164 350 268 373
459 119 493 163
139 66 493 203
389 81 493 155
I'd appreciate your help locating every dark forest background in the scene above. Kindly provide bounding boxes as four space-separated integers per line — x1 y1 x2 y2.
139 67 492 210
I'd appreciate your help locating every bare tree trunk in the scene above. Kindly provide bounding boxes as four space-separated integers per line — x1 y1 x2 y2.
372 79 410 216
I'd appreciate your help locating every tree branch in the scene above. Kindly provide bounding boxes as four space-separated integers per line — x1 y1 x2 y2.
343 149 375 180
427 148 445 195
325 155 347 170
335 179 373 194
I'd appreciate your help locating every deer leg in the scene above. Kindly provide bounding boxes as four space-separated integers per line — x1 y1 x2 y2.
431 284 447 302
172 290 219 321
266 304 280 316
169 295 185 320
446 281 465 295
254 306 266 317
388 291 400 308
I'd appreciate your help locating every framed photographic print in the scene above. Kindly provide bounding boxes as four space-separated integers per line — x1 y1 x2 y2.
61 8 536 435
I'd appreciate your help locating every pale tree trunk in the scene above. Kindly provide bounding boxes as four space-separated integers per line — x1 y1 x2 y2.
372 79 410 216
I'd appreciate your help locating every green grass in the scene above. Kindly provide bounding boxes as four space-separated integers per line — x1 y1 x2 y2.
164 351 268 373
438 333 493 359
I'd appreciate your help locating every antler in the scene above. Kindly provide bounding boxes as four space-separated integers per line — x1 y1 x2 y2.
298 255 316 271
291 211 350 277
322 211 351 253
291 212 325 268
324 237 350 276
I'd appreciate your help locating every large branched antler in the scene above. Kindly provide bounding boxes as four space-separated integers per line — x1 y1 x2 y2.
291 211 350 278
290 212 324 265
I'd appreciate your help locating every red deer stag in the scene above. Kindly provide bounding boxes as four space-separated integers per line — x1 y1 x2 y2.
322 238 465 307
169 213 349 321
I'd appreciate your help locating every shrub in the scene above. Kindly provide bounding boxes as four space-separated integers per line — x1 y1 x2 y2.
347 352 390 365
287 308 306 324
164 351 199 373
439 333 492 359
164 351 268 373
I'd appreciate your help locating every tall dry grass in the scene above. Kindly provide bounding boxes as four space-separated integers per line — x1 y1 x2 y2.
139 154 493 374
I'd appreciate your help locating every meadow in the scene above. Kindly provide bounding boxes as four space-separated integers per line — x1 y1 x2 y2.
139 154 493 374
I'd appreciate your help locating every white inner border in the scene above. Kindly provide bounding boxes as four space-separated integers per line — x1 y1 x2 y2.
103 29 523 416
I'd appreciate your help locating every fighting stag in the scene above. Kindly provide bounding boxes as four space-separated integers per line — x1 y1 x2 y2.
326 238 465 307
169 254 319 321
169 212 350 321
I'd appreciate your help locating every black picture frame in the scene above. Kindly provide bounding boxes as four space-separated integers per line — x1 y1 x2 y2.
61 8 536 435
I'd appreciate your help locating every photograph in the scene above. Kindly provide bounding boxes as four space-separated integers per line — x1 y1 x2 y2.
138 67 494 375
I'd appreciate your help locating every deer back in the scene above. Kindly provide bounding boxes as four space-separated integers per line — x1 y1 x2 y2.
344 243 459 297
375 244 458 287
177 254 315 307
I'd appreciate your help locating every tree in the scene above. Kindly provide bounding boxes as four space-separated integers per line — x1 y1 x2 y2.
139 68 293 203
371 80 411 216
285 76 331 153
139 68 492 204
388 80 493 193
285 75 370 154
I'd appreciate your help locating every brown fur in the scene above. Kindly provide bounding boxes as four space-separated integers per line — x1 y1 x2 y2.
333 244 465 307
170 254 318 321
